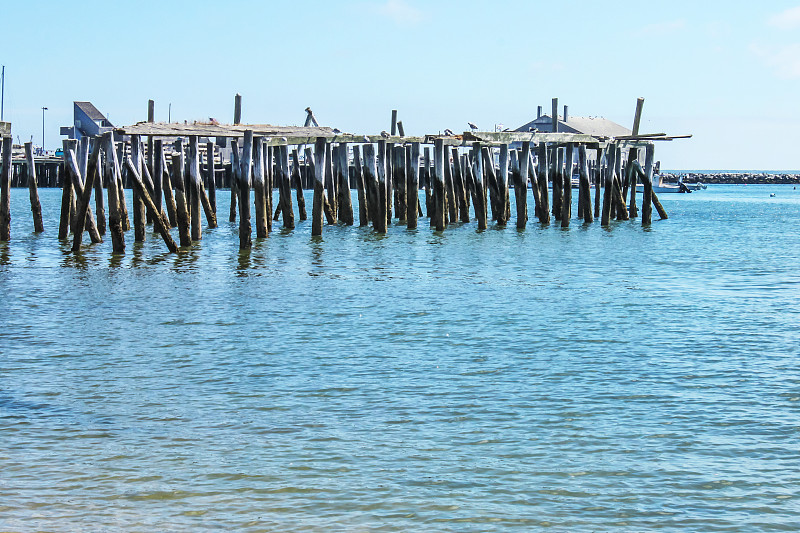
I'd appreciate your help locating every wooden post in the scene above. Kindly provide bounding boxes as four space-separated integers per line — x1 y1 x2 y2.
103 132 125 253
391 110 398 135
407 142 420 229
393 145 407 224
472 142 487 230
238 131 253 249
265 145 273 232
561 143 573 227
433 138 446 231
637 143 667 221
277 145 295 229
498 144 510 225
92 141 106 235
443 147 455 225
206 141 217 215
601 145 615 226
323 143 336 224
157 141 177 227
612 145 629 221
291 149 307 221
422 147 433 219
552 146 563 220
375 140 389 233
253 136 268 238
312 137 326 236
337 142 354 225
515 142 529 229
188 136 203 240
23 142 44 233
353 144 368 226
397 121 405 137
130 135 146 242
578 144 593 223
125 157 178 253
65 146 102 249
451 147 468 223
325 142 337 222
627 150 638 218
482 147 499 222
594 147 602 219
537 143 550 224
362 143 380 231
233 94 242 125
58 140 75 240
69 141 103 251
551 97 559 133
171 139 191 247
0 136 11 240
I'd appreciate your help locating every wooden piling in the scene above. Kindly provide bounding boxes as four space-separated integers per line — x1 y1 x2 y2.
125 157 178 253
594 147 602 219
69 140 103 251
423 147 433 219
498 144 510 225
171 140 192 247
537 143 550 224
514 142 529 229
103 132 126 253
0 136 11 241
234 94 242 125
130 135 147 242
277 145 295 229
58 140 76 240
265 146 273 232
291 149 307 221
601 146 615 226
561 143 573 227
157 141 177 228
325 142 337 222
253 137 268 238
323 143 336 225
353 144 369 226
407 142 420 229
482 147 500 222
238 131 253 249
312 137 326 236
375 140 389 232
451 147 469 223
23 142 44 233
337 143 354 225
393 145 407 224
361 142 379 231
443 148 455 225
472 142 487 230
206 141 217 216
578 144 593 224
552 146 563 220
188 136 204 240
93 143 106 236
432 138 446 231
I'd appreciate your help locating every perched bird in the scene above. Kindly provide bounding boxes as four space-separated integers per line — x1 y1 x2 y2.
443 128 454 136
362 135 370 143
209 117 219 125
281 137 287 142
380 130 390 138
332 128 341 134
468 122 478 131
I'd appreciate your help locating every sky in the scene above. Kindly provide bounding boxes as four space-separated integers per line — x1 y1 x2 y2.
1 0 799 170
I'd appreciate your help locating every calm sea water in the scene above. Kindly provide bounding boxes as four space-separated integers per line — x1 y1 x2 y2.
1 185 799 531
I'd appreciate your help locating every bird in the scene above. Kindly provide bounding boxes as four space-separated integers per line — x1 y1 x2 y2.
380 130 390 138
209 117 219 125
281 137 287 143
443 128 454 136
468 122 478 131
362 135 370 143
332 128 341 134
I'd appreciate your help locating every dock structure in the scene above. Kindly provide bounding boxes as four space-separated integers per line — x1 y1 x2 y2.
0 97 687 250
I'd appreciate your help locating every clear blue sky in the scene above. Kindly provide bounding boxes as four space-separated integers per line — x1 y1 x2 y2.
2 0 799 170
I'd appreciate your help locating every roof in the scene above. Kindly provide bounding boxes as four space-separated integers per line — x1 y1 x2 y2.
75 101 107 122
515 115 631 138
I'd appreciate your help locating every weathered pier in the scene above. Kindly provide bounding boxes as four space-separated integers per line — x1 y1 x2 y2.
0 98 685 252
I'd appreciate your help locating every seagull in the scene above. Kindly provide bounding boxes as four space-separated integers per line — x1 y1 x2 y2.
362 135 370 143
468 122 478 131
281 137 287 142
443 128 454 136
380 130 390 138
332 128 341 134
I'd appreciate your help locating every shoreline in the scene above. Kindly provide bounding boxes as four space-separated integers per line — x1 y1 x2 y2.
660 172 800 184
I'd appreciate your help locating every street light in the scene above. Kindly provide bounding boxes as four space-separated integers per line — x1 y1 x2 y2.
41 107 47 152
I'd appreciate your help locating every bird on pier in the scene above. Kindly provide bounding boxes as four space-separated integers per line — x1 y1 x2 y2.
443 128 454 136
332 128 342 134
380 130 390 138
468 122 478 131
362 135 370 143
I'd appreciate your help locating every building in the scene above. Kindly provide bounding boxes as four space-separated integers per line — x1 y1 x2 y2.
514 105 631 138
59 101 115 140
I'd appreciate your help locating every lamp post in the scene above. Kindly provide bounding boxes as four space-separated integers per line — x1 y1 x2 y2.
42 107 47 152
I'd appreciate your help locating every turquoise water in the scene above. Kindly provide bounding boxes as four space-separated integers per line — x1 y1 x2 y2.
1 185 799 531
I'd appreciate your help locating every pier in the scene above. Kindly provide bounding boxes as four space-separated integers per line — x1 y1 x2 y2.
0 97 685 253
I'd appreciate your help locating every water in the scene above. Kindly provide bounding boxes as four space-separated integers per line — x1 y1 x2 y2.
1 185 799 531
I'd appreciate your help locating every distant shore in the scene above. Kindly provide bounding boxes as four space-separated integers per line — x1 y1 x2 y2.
660 172 800 184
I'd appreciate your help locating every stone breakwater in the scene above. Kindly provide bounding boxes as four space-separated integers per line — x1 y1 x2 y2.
660 172 800 184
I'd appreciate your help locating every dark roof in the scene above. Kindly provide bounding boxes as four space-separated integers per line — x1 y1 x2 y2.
75 101 107 122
